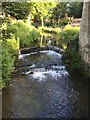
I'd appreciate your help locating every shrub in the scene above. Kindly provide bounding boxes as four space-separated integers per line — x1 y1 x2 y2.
0 46 2 89
1 38 18 89
7 20 40 48
1 19 19 89
62 36 84 73
2 45 15 85
60 19 69 26
28 29 40 47
58 26 79 49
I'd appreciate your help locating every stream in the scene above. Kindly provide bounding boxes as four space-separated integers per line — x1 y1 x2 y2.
2 50 88 118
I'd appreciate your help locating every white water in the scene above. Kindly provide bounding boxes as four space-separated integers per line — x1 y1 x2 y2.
20 50 69 82
27 67 69 83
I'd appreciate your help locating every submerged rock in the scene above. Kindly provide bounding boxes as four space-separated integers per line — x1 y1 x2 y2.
22 71 34 75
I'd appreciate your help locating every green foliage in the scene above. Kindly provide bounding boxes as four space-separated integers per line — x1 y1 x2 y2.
0 45 2 89
7 20 40 48
29 1 56 27
1 18 19 89
58 25 80 49
2 18 13 40
50 2 83 27
68 2 83 18
2 2 30 20
30 2 56 17
38 26 61 34
63 36 84 73
38 25 79 49
60 19 69 26
2 44 14 84
28 29 40 47
52 2 68 20
2 1 56 27
1 39 18 89
51 2 68 27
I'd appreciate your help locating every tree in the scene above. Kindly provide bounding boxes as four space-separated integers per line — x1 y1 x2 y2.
51 2 68 27
2 2 31 20
2 1 56 27
29 1 56 27
68 2 83 18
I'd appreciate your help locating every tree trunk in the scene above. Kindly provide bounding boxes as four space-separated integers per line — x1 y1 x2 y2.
58 16 60 27
41 16 44 27
40 34 43 47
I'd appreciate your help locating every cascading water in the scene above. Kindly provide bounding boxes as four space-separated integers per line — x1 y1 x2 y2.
19 50 69 83
2 50 88 118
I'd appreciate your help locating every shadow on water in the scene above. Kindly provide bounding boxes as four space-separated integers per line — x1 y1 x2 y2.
2 50 88 118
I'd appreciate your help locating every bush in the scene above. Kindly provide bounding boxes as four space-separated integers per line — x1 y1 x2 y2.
62 36 84 73
7 20 40 48
58 25 80 49
27 29 40 47
1 19 19 89
1 38 18 89
2 45 15 85
60 19 69 26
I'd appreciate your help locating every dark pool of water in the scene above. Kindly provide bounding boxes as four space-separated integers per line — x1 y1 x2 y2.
2 50 88 118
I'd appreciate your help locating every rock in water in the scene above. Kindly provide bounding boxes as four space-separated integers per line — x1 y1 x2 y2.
22 71 34 75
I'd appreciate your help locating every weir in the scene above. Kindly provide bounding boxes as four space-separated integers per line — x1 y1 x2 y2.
20 46 65 55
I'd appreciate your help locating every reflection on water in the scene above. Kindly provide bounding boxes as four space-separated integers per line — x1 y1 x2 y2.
2 50 88 118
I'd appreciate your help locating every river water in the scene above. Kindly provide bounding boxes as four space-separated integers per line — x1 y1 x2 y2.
2 50 88 118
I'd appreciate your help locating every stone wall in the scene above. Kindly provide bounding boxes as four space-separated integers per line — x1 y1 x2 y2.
20 46 64 55
79 1 90 78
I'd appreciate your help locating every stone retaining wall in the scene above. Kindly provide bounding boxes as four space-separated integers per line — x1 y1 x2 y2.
20 46 65 55
79 1 90 78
